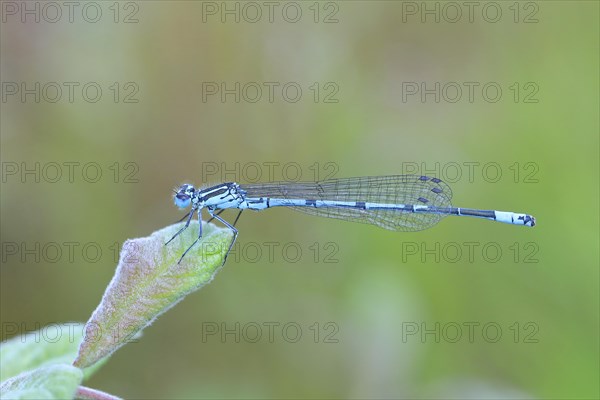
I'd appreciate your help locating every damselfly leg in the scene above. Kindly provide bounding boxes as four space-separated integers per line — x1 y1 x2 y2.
206 209 225 224
165 208 196 246
176 209 204 264
208 209 242 264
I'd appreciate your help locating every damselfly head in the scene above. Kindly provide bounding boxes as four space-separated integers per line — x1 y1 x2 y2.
174 184 195 209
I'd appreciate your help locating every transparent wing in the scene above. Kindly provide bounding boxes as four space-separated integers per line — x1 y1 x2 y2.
240 175 453 232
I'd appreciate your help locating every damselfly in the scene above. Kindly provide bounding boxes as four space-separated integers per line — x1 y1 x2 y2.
166 175 535 264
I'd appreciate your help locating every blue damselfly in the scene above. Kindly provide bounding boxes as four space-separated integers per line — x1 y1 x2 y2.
166 175 535 263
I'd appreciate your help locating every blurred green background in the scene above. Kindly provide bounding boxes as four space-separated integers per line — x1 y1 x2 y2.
1 1 598 399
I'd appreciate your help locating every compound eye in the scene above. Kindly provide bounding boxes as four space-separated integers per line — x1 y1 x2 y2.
174 193 191 209
173 184 194 209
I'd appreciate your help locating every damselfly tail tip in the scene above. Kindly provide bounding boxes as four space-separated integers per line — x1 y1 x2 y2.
522 214 536 227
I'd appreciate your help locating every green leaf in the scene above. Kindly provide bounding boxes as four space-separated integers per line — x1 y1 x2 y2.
0 323 105 382
74 221 232 369
0 364 82 400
